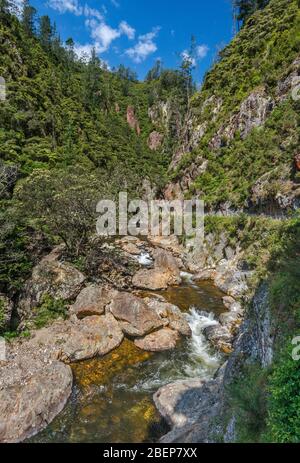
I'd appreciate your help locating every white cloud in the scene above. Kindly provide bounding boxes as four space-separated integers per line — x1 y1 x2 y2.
83 5 103 21
110 0 120 7
119 21 135 40
125 27 160 63
74 42 98 60
181 44 209 67
48 0 83 16
181 50 196 67
85 18 136 53
89 22 121 53
49 1 103 20
196 44 209 59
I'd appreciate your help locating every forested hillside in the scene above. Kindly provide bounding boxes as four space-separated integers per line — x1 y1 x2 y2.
0 2 193 293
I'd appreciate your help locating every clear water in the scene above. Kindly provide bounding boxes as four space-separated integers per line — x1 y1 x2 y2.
29 281 225 443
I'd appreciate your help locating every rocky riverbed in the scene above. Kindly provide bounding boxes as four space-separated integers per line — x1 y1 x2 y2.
0 234 249 443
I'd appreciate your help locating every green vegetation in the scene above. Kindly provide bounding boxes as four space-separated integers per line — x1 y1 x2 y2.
173 0 300 210
225 216 300 442
0 4 194 293
33 294 68 329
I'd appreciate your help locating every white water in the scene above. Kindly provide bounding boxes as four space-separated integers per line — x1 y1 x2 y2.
136 251 153 266
184 308 220 377
128 306 221 392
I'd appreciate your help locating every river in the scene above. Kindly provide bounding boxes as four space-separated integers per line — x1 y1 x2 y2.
29 276 225 443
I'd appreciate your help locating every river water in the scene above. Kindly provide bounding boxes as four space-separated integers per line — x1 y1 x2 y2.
29 277 225 443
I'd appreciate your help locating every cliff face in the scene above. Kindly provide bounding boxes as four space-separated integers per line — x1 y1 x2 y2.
165 0 300 215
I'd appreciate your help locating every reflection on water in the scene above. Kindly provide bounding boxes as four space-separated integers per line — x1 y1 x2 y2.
29 281 225 443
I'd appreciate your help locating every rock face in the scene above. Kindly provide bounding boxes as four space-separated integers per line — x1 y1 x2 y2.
127 106 140 135
18 253 85 322
148 131 163 150
0 294 13 333
71 285 117 319
109 292 164 337
134 328 179 352
154 373 224 443
0 357 73 443
210 88 274 150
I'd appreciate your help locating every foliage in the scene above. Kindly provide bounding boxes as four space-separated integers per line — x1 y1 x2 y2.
33 294 68 329
227 364 269 442
267 348 300 442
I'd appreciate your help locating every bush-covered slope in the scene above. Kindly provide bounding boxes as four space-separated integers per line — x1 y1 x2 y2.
169 0 300 213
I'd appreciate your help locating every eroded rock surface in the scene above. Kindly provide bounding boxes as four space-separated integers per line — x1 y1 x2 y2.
0 357 72 443
71 285 117 319
134 328 179 352
109 292 164 337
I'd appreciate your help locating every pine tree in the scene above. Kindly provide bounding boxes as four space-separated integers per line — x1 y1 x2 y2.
21 0 37 37
39 15 52 50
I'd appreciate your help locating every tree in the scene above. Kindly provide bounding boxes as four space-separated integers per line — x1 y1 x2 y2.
180 35 197 105
233 0 270 27
21 0 37 37
146 60 162 82
39 15 52 50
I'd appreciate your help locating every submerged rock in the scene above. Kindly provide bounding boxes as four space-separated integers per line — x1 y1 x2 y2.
134 328 179 352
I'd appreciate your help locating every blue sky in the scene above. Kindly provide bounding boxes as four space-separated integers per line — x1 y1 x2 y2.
29 0 234 82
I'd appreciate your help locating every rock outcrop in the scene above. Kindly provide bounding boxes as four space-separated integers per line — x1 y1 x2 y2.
17 251 85 323
133 248 181 290
127 106 141 135
148 131 163 150
0 358 72 443
109 292 164 337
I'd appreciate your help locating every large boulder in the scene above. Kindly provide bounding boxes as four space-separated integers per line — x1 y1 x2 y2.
109 292 164 337
132 268 171 290
133 248 181 290
0 356 72 443
134 328 179 352
28 314 124 363
18 253 85 322
0 294 13 333
143 297 192 337
71 285 118 319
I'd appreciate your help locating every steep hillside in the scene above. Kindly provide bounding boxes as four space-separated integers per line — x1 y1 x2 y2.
159 0 300 444
166 0 300 215
0 8 190 292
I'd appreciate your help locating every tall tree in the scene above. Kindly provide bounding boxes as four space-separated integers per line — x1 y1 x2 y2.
21 0 37 37
233 0 270 27
39 15 52 50
180 35 197 105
